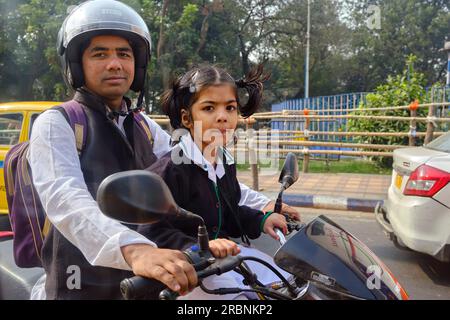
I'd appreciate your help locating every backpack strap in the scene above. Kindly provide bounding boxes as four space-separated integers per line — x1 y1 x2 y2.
132 110 154 146
57 100 88 155
55 103 152 156
41 101 87 237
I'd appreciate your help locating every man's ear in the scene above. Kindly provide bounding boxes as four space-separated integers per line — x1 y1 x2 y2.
181 109 192 129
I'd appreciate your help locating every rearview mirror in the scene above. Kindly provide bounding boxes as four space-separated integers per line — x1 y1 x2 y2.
96 170 180 224
279 153 299 190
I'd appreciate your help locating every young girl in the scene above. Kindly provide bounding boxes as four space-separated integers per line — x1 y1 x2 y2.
139 64 290 299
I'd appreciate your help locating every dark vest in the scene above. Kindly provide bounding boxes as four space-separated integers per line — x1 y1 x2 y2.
41 89 157 299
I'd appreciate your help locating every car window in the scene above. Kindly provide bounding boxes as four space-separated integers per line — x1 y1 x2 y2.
0 113 24 146
425 132 450 153
29 113 40 139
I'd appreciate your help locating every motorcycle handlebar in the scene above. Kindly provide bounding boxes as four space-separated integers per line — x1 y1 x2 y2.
121 255 244 300
121 215 303 300
120 276 166 300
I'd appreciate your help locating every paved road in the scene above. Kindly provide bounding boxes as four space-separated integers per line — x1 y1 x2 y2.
251 208 450 300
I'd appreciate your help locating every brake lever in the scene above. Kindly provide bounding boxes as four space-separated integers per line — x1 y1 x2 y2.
275 228 287 245
275 214 305 246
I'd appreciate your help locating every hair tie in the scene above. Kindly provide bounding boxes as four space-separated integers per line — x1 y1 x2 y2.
188 70 200 93
236 78 246 88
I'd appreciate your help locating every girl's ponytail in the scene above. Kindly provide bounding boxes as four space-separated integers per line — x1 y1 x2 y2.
235 64 270 117
162 79 182 129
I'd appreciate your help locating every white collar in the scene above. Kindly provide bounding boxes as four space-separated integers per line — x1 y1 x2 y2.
106 100 128 128
178 134 235 184
105 100 128 114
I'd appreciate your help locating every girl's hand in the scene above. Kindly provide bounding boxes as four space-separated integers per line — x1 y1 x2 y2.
262 201 301 221
208 239 241 258
263 213 288 240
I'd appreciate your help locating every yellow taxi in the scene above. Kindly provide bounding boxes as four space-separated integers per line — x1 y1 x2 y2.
0 102 60 227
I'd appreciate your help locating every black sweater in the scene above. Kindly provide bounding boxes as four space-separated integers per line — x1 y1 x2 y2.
138 146 265 250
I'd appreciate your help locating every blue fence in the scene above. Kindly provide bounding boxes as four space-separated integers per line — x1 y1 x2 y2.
270 87 450 158
426 86 450 132
270 93 369 158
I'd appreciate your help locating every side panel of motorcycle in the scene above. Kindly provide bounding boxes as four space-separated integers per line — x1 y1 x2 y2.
0 239 44 299
274 215 407 300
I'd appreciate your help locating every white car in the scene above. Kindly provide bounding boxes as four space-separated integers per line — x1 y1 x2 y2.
376 132 450 262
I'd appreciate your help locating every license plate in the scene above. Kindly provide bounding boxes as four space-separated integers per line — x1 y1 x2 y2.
395 173 403 189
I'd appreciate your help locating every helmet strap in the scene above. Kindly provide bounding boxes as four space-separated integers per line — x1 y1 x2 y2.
135 90 145 111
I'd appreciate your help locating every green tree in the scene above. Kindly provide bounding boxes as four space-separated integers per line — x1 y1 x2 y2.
140 0 212 113
348 55 430 167
0 0 78 102
268 0 354 100
344 0 450 92
1 0 448 114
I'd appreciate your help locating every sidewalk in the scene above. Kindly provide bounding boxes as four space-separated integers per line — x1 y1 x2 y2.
237 171 392 212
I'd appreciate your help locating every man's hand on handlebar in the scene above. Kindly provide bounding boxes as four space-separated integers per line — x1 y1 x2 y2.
208 239 241 258
121 244 198 296
263 201 301 221
263 213 288 240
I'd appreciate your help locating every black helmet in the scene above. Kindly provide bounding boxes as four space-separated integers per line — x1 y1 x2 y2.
57 0 151 92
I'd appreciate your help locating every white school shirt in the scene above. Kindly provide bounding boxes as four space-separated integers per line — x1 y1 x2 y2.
177 134 270 208
177 133 232 184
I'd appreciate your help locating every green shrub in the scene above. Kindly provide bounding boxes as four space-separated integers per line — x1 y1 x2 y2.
348 55 430 168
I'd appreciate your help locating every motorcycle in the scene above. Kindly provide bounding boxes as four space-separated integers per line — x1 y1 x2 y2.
0 153 408 300
95 153 409 300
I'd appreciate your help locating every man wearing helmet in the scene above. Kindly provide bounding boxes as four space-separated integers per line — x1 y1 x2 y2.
28 0 298 300
28 0 198 300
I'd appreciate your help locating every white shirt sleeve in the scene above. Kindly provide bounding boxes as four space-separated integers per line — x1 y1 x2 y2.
27 109 157 271
238 182 271 211
141 114 172 158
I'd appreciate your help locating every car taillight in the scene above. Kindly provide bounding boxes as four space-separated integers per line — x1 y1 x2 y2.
404 164 450 197
0 231 13 238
